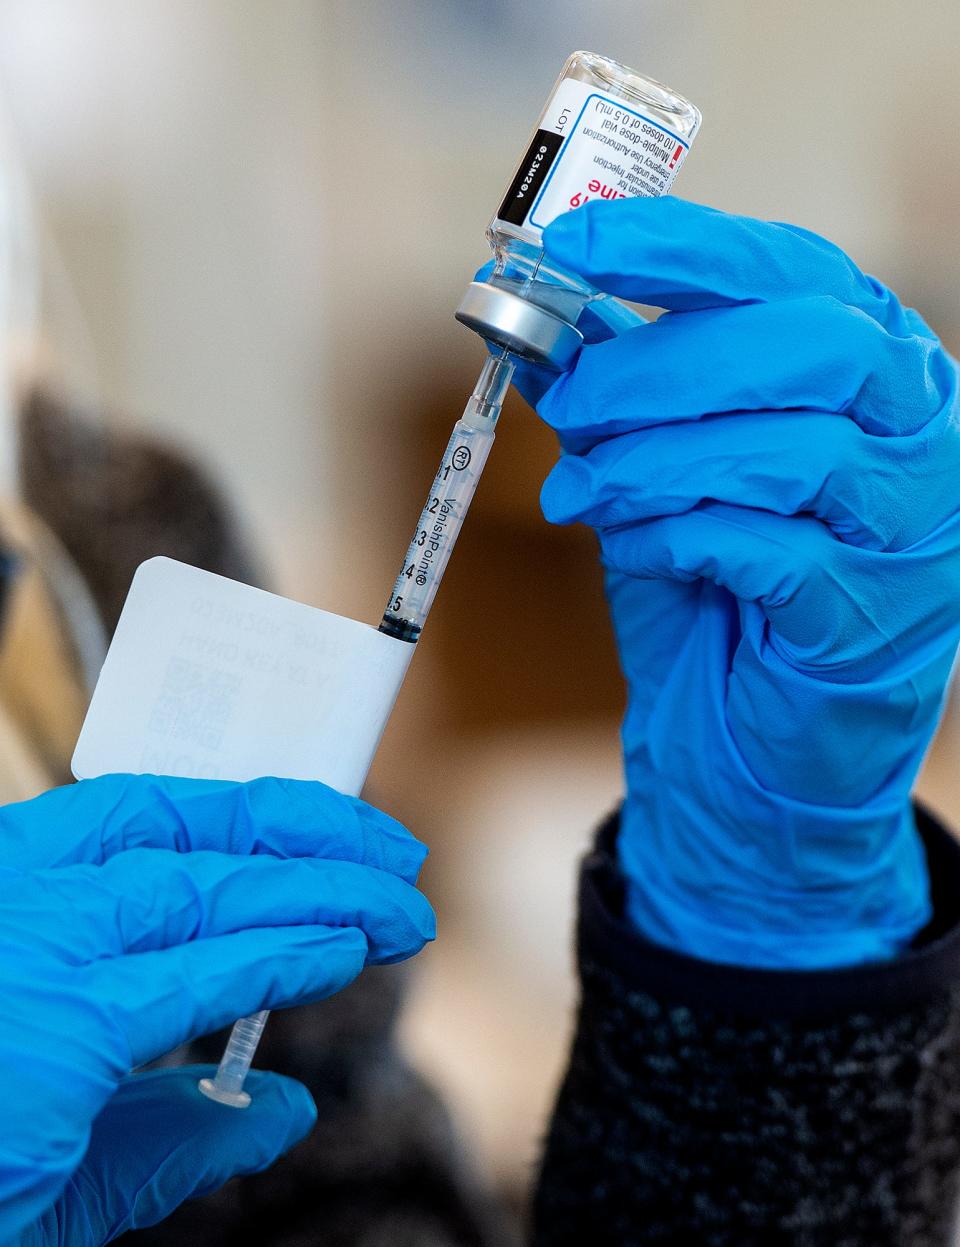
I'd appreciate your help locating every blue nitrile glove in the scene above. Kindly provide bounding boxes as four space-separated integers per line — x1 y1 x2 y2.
0 773 434 1244
20 1066 314 1247
509 196 960 969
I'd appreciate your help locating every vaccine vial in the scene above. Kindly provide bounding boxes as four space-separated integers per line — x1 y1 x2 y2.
456 51 701 370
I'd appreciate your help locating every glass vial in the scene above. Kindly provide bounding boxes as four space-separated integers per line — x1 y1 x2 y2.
456 51 701 369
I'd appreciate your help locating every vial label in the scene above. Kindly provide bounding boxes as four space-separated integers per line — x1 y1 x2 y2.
498 77 692 235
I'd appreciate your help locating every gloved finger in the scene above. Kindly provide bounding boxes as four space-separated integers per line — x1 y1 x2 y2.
599 502 960 679
54 1066 315 1243
536 296 956 448
0 773 426 883
19 848 436 965
541 407 960 553
85 924 371 1068
510 295 646 414
542 197 917 333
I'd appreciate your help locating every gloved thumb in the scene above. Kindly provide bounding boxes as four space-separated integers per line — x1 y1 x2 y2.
53 1065 315 1244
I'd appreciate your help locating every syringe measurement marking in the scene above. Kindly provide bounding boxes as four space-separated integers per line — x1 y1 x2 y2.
388 494 458 614
415 496 455 585
386 442 474 616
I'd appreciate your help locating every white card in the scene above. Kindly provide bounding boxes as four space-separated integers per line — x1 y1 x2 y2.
71 557 415 796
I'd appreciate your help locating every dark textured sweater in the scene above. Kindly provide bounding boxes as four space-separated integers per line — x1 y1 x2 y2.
532 808 960 1246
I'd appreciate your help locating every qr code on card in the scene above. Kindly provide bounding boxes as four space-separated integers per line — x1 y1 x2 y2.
148 657 240 751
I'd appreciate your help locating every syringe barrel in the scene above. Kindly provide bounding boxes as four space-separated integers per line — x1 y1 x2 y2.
379 419 495 642
379 353 513 644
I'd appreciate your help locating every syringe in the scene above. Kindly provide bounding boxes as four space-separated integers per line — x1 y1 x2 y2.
198 350 515 1109
378 350 515 643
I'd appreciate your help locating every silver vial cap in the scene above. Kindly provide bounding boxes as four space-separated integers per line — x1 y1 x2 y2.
455 282 583 371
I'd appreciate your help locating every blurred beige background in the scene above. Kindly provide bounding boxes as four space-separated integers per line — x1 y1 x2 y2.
1 0 958 1198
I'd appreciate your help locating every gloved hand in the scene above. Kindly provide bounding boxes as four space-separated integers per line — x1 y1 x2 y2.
0 773 434 1244
510 196 960 969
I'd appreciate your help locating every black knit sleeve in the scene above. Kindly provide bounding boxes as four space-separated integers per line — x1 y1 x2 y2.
532 807 960 1247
